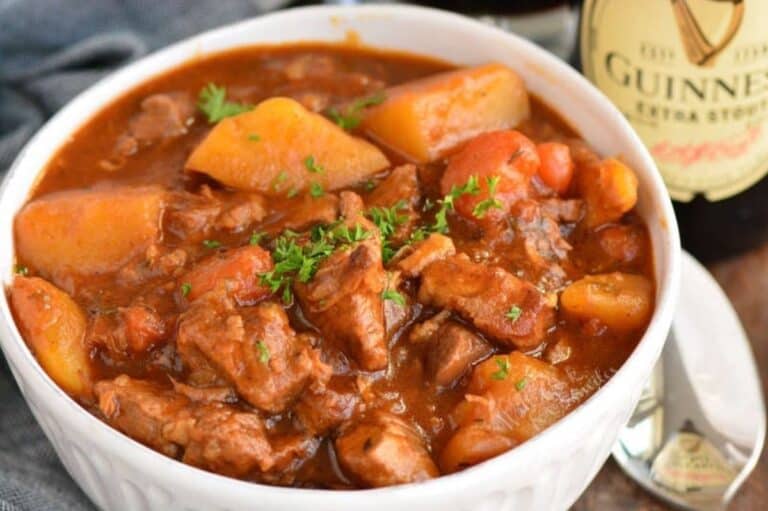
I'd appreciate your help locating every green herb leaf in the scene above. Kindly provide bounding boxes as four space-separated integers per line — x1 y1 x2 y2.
364 179 377 192
382 289 406 306
310 182 325 198
286 187 299 199
326 91 386 130
259 222 370 305
197 83 252 123
505 305 522 322
180 282 192 297
491 357 510 381
367 200 409 263
472 175 504 218
249 231 266 246
426 175 481 234
202 239 222 249
515 377 528 391
247 133 261 141
256 340 270 364
14 264 29 276
304 155 324 174
271 170 289 192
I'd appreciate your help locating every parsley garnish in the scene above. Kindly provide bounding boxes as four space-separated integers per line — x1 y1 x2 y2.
429 175 480 234
326 91 386 130
259 222 370 304
202 239 222 249
382 289 406 306
364 180 377 192
250 231 266 246
304 155 324 174
256 340 270 364
247 133 261 141
14 264 28 276
180 282 192 297
505 305 522 322
367 200 409 263
286 187 299 199
197 83 252 123
491 357 510 381
310 182 325 198
271 170 289 192
472 176 504 218
515 378 528 391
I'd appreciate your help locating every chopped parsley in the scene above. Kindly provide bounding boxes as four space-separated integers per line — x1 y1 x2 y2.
491 357 510 381
286 187 299 199
270 170 289 192
180 282 192 297
202 239 222 249
515 378 528 391
367 200 409 263
304 155 324 174
472 176 504 218
364 179 377 192
256 340 270 364
505 305 522 322
197 83 252 123
259 222 370 304
13 264 28 276
249 231 266 246
247 133 261 141
326 91 386 130
382 289 406 306
429 175 480 234
310 182 325 198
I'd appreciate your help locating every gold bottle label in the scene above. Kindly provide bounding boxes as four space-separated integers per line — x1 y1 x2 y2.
581 0 768 201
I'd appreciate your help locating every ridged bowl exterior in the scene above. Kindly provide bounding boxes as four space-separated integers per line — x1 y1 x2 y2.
0 6 681 511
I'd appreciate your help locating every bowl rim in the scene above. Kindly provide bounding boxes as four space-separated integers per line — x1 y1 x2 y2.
0 3 681 502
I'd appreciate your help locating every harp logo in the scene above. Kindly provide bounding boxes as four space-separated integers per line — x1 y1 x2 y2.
671 0 745 67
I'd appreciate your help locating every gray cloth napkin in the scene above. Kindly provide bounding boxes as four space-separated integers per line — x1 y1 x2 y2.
0 1 288 509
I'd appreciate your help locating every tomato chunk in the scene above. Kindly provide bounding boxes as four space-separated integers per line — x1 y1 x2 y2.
537 142 574 195
441 130 539 222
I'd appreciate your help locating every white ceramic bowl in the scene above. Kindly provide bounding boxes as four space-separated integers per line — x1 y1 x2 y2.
0 5 681 511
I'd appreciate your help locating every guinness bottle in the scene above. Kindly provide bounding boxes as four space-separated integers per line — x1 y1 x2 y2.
578 0 768 261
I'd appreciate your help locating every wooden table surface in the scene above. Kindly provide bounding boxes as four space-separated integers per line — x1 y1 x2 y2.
573 246 768 510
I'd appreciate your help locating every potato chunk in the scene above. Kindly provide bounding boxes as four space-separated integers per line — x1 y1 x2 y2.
361 63 529 163
10 277 93 397
560 272 653 330
578 158 638 228
186 97 389 195
15 186 164 277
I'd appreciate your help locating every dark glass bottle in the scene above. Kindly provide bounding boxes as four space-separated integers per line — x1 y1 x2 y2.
576 0 768 262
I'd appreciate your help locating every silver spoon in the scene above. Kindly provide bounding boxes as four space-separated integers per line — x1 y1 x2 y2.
613 251 766 510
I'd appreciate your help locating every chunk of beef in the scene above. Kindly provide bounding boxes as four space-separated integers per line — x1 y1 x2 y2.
95 375 277 477
295 192 387 371
418 254 554 349
367 164 420 209
336 412 438 487
439 352 574 472
395 233 455 278
128 93 194 143
295 384 360 435
511 199 572 266
540 198 584 223
88 305 166 356
95 375 192 457
171 380 237 404
426 322 491 388
179 245 273 304
283 55 337 81
165 191 222 243
177 292 329 413
116 244 188 287
215 193 267 232
408 310 451 344
164 403 276 477
270 194 339 233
